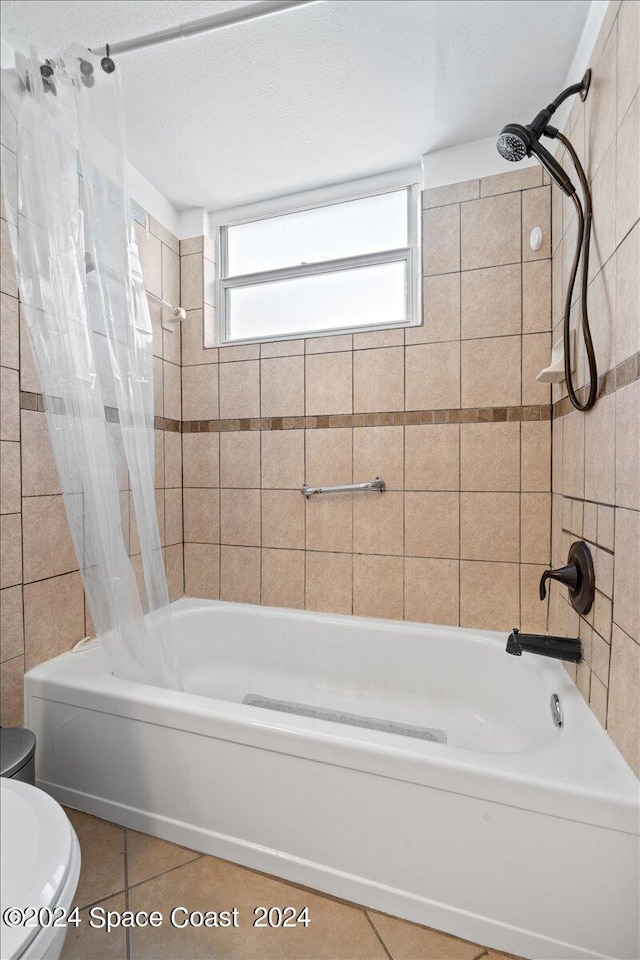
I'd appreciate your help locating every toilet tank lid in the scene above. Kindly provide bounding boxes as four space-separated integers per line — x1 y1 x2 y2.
1 778 78 960
0 727 36 778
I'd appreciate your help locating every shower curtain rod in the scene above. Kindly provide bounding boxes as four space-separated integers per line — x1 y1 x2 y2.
91 0 320 59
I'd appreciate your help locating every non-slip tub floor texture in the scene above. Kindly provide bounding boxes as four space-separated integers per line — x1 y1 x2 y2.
60 807 525 960
241 694 447 743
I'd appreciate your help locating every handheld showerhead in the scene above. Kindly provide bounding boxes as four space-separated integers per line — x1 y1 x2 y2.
496 71 591 196
494 70 598 413
496 129 528 163
496 120 576 196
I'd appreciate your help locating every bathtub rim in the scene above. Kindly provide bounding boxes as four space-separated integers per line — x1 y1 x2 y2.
24 598 640 836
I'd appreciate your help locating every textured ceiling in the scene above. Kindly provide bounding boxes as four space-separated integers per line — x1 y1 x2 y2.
0 0 591 211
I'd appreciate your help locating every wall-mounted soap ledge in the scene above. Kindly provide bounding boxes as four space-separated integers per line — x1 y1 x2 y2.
537 330 575 383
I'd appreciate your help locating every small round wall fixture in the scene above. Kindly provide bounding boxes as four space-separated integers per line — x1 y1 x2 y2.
529 226 543 251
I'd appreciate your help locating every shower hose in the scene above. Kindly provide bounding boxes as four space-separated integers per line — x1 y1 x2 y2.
555 131 598 412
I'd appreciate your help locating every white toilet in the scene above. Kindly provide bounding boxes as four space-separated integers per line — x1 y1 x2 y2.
1 779 81 960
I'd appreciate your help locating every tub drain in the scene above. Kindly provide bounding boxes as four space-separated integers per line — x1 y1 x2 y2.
242 694 447 743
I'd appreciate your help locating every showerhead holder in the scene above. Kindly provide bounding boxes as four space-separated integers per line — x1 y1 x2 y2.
496 70 591 165
495 70 594 197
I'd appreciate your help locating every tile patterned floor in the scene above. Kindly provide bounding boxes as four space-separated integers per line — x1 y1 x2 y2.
61 808 525 960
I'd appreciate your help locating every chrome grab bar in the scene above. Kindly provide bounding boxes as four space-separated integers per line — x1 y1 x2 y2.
301 477 385 498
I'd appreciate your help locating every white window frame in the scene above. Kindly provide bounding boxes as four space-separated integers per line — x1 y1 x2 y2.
215 182 422 345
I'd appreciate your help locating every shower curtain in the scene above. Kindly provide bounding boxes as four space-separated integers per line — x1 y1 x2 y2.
1 47 181 689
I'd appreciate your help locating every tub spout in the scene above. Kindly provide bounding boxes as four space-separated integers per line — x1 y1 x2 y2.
506 628 582 662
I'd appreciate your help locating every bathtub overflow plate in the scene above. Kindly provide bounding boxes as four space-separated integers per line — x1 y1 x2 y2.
550 693 563 728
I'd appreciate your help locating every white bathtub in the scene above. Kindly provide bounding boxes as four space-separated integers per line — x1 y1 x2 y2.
25 599 639 959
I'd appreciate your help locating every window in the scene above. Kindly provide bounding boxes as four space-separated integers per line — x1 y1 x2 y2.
217 185 420 344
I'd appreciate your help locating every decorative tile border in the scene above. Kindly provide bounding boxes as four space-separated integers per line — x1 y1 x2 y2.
26 346 638 436
182 404 552 433
19 390 44 412
551 352 640 419
19 391 181 433
155 416 181 433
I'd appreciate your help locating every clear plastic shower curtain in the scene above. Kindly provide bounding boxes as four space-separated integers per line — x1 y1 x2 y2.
1 47 181 689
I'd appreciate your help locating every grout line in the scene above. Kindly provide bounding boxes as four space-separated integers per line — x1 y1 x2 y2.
351 348 355 614
402 291 414 616
178 247 186 601
125 852 204 894
127 849 205 891
217 307 222 601
210 322 554 357
458 200 462 626
124 840 355 916
123 829 131 960
303 351 307 610
73 889 128 913
208 544 541 562
14 283 27 662
518 195 525 630
402 367 407 621
364 911 393 960
0 652 23 669
561 526 615 555
561 491 638 513
258 356 262 606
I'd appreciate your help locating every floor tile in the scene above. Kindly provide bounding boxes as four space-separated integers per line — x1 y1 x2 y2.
65 809 125 908
129 855 387 959
61 893 126 960
484 953 524 960
368 911 484 960
126 828 200 887
64 813 526 960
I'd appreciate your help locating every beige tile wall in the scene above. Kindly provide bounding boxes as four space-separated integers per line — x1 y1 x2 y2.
0 95 183 723
3 1 635 792
181 168 554 640
547 0 640 775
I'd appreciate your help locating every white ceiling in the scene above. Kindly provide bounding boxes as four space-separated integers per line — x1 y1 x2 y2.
1 0 592 211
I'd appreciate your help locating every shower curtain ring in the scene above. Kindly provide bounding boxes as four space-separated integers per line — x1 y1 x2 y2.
101 44 116 74
40 61 56 95
79 57 95 87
